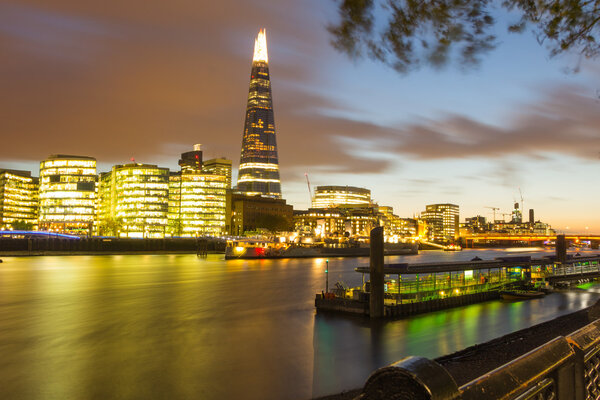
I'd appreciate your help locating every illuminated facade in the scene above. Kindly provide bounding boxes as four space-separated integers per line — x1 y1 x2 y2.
0 169 39 230
98 163 169 238
227 193 292 235
421 203 459 242
237 29 282 198
377 206 420 239
179 143 203 173
312 186 371 209
202 158 232 189
294 207 376 237
39 155 96 235
168 172 227 237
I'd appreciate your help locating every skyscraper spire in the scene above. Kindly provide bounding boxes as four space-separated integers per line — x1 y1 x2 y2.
236 29 282 199
253 29 268 63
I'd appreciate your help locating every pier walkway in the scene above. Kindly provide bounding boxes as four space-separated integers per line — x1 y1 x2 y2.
317 254 600 317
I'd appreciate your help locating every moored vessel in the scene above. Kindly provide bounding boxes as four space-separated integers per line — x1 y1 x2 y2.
499 290 545 300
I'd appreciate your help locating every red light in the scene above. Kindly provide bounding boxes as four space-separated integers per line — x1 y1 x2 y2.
195 155 199 159
255 247 265 256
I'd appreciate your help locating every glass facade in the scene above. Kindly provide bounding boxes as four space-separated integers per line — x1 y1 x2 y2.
168 172 227 237
202 158 232 189
39 155 97 235
98 164 169 238
0 169 39 230
421 203 460 242
312 186 372 209
237 29 282 198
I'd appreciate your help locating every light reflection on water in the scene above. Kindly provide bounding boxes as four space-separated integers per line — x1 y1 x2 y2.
0 250 599 400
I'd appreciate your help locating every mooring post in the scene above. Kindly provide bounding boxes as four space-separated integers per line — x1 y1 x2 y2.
370 226 384 318
556 234 567 264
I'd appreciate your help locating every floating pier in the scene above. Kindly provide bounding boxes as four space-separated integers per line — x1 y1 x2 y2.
315 231 600 318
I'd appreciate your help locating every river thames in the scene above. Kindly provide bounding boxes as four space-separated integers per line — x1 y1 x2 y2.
1 249 599 399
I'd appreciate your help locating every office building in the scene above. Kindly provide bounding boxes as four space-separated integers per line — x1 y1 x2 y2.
0 169 39 230
294 207 376 237
179 144 203 173
421 203 459 242
168 172 227 237
202 158 232 189
227 192 292 235
98 163 169 238
236 29 282 198
39 154 96 235
312 186 371 209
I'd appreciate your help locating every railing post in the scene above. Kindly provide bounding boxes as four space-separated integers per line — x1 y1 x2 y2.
566 318 600 400
460 337 576 400
357 356 459 400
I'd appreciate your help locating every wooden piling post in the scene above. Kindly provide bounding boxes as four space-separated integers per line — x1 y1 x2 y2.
370 227 384 318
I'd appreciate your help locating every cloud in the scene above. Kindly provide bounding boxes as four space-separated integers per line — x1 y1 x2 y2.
0 0 393 175
1 0 599 184
388 84 600 160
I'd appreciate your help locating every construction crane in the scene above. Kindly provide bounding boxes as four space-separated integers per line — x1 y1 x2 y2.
485 206 499 222
304 172 313 206
501 213 512 223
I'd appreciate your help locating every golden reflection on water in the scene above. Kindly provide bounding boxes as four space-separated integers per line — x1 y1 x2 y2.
1 253 599 400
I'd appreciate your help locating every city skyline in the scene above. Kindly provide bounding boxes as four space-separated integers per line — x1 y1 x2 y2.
2 1 600 232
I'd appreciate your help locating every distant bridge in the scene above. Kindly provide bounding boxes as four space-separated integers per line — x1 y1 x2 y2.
463 233 600 247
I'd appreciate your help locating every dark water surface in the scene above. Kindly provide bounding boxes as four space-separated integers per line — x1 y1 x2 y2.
1 249 599 399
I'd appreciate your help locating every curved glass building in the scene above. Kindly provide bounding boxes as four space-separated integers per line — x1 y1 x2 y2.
311 186 372 209
236 29 282 198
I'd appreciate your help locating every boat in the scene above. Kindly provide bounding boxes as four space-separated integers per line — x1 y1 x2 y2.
225 238 418 260
444 244 462 251
499 290 546 300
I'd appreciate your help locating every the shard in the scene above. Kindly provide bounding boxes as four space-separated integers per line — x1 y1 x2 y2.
236 29 282 199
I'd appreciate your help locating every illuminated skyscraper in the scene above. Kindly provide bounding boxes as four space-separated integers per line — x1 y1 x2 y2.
179 143 203 173
236 29 282 198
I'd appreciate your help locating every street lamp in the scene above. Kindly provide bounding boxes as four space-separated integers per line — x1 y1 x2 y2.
325 259 329 293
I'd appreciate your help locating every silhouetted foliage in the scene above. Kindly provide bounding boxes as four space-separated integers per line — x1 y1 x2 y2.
98 217 123 237
329 0 600 72
11 220 34 231
255 214 292 233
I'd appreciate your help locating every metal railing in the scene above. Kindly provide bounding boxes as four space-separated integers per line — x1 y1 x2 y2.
354 319 600 400
552 260 600 277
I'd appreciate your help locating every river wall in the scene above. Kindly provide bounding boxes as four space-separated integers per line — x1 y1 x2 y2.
0 237 225 255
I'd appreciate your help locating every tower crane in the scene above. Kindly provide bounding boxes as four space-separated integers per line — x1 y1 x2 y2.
485 206 499 222
304 172 313 206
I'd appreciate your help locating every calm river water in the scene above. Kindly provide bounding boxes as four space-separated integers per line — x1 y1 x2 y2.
1 249 599 400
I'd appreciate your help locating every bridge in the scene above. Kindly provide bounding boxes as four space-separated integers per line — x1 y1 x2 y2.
462 233 600 247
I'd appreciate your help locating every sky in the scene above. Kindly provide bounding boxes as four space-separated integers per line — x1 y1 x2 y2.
1 0 599 233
